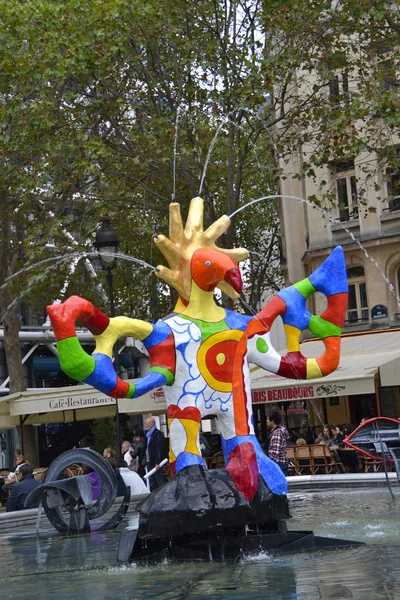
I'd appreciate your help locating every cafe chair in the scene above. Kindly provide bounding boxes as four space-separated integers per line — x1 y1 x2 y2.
310 444 331 474
294 445 312 475
33 468 47 481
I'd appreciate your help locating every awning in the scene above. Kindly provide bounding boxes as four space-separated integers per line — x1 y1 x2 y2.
0 379 167 428
2 330 400 424
250 330 400 404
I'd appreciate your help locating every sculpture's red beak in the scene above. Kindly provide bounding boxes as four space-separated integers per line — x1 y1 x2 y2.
224 267 243 294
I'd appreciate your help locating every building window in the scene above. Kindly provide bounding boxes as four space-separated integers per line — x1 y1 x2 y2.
386 167 400 212
346 266 368 324
327 52 349 107
335 161 358 221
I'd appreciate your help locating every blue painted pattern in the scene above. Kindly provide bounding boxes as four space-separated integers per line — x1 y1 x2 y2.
309 246 348 296
133 370 167 397
176 452 204 470
277 286 311 331
142 320 172 349
225 309 252 331
85 353 117 394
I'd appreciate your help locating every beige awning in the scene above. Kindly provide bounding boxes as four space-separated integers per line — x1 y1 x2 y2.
2 330 400 423
250 330 400 404
0 380 167 427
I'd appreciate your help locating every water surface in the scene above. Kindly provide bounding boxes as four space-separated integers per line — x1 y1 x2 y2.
1 488 400 599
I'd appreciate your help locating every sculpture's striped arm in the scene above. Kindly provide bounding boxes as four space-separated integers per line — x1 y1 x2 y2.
247 246 348 380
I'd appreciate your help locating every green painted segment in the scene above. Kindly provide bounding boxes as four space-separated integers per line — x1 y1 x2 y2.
308 315 342 339
126 383 136 398
149 365 175 386
180 314 228 341
294 277 317 298
256 337 269 353
56 337 95 381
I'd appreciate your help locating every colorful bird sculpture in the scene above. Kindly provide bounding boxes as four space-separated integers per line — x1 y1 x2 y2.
48 198 348 501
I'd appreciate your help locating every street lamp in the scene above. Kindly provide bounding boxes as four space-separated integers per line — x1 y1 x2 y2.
93 219 119 318
93 219 122 456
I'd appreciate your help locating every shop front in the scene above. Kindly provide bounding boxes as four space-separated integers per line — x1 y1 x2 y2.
0 381 168 465
250 329 400 441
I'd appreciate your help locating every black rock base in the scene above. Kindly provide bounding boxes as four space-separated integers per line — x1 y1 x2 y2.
137 464 290 539
117 464 364 564
117 521 365 564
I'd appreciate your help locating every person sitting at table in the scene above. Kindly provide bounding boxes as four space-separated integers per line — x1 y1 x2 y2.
103 447 115 459
315 435 327 445
6 464 41 512
6 454 28 483
315 425 331 446
82 464 101 501
2 455 29 501
299 427 314 445
329 425 345 448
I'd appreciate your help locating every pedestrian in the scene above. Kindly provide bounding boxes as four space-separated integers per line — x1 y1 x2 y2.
266 411 289 475
6 464 41 512
130 429 147 480
144 416 167 491
121 440 135 469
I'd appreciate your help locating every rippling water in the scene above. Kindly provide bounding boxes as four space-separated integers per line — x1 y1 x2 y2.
2 488 400 599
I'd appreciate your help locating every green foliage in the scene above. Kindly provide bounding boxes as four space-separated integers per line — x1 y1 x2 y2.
1 0 399 324
92 418 116 455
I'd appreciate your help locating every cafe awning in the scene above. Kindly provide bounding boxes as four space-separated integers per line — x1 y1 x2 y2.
250 330 400 405
1 329 400 425
0 379 167 428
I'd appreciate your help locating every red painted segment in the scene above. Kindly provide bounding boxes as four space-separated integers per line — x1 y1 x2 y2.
278 351 307 379
256 295 287 329
205 339 239 383
246 318 267 338
148 332 176 374
226 442 259 501
232 335 250 436
109 378 130 399
321 292 348 327
47 296 95 341
169 460 177 477
81 306 110 335
167 405 202 422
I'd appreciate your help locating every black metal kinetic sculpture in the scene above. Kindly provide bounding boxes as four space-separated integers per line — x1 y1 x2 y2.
25 449 130 534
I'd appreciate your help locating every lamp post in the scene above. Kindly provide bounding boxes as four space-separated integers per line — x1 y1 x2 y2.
93 219 122 457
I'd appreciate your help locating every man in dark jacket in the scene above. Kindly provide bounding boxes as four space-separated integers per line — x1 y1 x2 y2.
144 417 167 491
6 464 41 512
130 429 147 480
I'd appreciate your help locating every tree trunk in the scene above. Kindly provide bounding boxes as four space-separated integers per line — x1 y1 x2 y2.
0 188 38 465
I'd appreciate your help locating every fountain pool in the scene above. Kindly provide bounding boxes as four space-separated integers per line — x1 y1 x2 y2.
2 487 400 599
